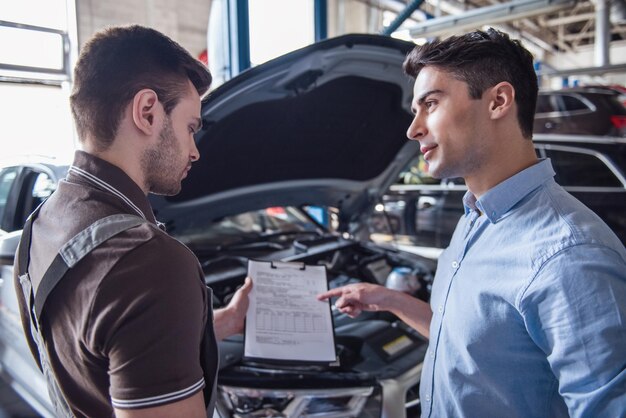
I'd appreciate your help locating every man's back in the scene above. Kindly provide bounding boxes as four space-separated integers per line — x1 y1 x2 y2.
16 152 210 417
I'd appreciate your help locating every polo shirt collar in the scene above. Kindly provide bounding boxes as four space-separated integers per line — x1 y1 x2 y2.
462 158 556 223
67 150 157 224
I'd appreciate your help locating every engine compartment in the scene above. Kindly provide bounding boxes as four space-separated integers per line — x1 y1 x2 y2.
201 235 434 388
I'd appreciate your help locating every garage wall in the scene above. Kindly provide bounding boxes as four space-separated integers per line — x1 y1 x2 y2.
328 0 383 37
74 0 385 72
76 0 212 58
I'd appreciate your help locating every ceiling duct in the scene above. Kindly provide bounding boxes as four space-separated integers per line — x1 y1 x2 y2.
407 0 576 38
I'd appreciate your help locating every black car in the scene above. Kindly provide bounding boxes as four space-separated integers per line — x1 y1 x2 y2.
534 87 626 137
373 135 626 252
0 34 438 418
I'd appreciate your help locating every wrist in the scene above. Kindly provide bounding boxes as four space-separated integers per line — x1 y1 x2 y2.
214 306 235 340
216 303 246 340
384 288 408 316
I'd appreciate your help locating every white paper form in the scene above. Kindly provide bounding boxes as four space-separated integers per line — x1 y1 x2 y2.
244 260 336 363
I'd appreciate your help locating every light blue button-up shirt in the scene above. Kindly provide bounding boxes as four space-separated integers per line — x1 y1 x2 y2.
420 159 626 418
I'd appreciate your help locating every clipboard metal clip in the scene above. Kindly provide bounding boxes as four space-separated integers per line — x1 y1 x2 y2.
270 261 306 270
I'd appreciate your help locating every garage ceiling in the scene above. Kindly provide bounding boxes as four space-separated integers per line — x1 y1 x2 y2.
360 0 626 56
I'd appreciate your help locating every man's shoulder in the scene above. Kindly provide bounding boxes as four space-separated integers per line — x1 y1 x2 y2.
525 181 623 250
495 181 626 278
120 224 198 265
88 226 206 325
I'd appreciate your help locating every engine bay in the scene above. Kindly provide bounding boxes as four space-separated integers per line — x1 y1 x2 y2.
201 235 434 388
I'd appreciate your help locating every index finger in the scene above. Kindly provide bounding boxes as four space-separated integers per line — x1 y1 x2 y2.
317 287 344 301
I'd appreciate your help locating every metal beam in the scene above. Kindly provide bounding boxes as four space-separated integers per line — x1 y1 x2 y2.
315 0 328 41
381 0 426 35
355 0 429 24
595 0 611 66
408 0 575 39
542 12 595 26
562 26 626 41
234 0 250 73
537 63 626 77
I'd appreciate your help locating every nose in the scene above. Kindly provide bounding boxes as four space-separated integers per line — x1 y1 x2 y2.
406 113 427 141
190 138 200 162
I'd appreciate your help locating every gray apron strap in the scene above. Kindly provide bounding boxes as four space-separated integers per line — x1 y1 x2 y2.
33 214 146 322
17 210 146 418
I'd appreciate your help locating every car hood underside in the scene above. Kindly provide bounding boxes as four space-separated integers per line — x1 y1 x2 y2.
152 35 420 231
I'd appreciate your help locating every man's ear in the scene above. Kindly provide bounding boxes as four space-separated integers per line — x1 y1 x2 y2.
131 89 161 135
487 82 515 121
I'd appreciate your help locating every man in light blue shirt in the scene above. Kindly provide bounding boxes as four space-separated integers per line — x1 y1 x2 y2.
319 28 626 417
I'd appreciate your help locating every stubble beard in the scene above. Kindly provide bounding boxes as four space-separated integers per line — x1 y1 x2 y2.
141 117 184 196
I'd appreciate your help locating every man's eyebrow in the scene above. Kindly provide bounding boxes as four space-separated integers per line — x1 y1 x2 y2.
411 89 444 114
417 89 444 105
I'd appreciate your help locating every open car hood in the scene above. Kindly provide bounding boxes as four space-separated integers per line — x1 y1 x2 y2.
152 34 419 232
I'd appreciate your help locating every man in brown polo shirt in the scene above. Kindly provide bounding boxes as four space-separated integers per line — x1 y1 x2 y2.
14 25 250 417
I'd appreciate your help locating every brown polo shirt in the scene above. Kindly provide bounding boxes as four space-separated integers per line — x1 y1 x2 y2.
15 151 211 417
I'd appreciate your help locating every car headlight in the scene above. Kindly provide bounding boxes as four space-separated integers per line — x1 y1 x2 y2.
217 385 382 418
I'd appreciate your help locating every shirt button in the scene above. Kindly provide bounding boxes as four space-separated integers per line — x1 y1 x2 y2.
452 261 459 269
438 305 443 313
425 394 431 402
430 349 435 357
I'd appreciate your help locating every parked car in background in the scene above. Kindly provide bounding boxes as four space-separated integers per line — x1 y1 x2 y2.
0 34 438 418
0 159 66 235
372 134 626 252
534 87 626 137
581 84 626 107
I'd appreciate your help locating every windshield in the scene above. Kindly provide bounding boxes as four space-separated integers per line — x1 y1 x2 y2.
172 206 323 248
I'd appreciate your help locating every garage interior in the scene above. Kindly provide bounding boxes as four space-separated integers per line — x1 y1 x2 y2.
1 0 625 417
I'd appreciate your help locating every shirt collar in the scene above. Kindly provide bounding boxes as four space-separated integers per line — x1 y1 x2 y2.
67 150 157 224
462 159 556 223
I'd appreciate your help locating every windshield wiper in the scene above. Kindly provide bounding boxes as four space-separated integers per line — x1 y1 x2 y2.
220 230 323 250
221 241 287 251
191 231 323 254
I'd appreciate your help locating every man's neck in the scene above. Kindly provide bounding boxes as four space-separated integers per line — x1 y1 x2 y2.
80 140 149 195
465 141 538 198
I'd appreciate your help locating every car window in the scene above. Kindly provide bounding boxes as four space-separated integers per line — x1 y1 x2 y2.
14 170 56 230
0 167 19 224
546 149 622 188
535 95 554 113
560 95 589 112
32 171 56 200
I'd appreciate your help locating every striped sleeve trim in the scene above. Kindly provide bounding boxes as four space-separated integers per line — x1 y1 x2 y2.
111 378 205 409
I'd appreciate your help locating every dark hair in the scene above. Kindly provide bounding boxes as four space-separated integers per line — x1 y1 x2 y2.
70 25 212 150
403 28 537 138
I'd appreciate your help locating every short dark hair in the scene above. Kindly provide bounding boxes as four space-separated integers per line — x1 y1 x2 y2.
70 25 212 150
403 28 537 138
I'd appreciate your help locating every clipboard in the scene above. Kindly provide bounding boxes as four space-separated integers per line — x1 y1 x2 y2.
243 260 338 365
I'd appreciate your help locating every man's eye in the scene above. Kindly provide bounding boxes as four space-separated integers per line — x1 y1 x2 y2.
425 101 436 109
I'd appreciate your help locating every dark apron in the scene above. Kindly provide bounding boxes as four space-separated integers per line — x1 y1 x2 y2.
16 204 218 417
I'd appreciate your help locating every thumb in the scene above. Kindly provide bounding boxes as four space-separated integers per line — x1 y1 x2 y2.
240 276 253 291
